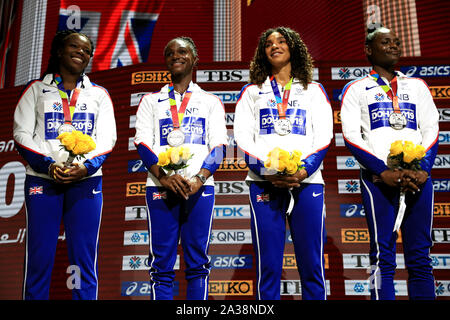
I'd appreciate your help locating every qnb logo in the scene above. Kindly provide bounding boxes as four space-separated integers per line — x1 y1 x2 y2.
66 265 81 290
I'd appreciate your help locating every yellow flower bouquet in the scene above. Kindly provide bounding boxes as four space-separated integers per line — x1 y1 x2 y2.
57 130 96 166
264 147 304 175
157 146 192 175
387 140 426 171
387 140 426 232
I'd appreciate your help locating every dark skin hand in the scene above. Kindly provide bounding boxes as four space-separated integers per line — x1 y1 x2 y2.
150 164 191 199
150 165 212 199
380 168 428 193
265 169 308 188
49 163 88 184
187 168 211 197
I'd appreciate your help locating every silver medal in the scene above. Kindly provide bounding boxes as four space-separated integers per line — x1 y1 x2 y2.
167 129 185 147
57 123 76 135
274 118 292 136
389 113 406 130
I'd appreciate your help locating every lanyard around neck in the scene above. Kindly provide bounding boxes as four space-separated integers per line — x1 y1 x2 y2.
167 83 192 129
54 74 81 124
270 76 293 119
370 70 400 113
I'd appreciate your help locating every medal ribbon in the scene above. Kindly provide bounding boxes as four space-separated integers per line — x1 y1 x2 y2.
270 76 293 119
167 83 192 129
369 70 400 113
54 74 81 124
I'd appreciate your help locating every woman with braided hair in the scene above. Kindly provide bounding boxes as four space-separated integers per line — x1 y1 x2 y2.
14 30 116 299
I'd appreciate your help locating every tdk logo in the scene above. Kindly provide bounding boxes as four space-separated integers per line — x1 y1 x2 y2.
211 91 240 104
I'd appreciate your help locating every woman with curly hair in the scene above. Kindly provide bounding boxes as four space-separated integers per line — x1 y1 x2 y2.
233 27 333 300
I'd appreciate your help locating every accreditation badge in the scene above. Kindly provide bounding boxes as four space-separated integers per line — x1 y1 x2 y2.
167 129 185 147
388 112 406 130
57 123 76 135
274 118 292 136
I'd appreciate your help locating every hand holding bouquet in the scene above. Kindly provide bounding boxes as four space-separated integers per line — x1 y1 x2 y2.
387 140 425 171
157 146 193 200
264 147 304 175
57 130 96 166
387 140 426 232
263 147 305 215
157 146 192 176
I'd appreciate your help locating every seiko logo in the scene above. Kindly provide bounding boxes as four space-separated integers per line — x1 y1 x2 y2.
434 203 450 217
341 228 402 243
126 182 146 196
208 280 253 296
131 71 171 84
218 158 248 171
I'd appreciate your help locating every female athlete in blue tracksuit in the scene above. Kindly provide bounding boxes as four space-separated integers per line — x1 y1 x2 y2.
13 30 116 300
234 27 333 300
134 37 228 300
340 24 439 300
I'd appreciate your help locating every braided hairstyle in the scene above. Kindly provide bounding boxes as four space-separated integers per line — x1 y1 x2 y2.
43 29 94 76
164 36 198 59
249 26 313 89
365 22 391 45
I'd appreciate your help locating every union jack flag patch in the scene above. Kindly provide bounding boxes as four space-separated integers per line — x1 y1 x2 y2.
29 186 43 195
256 193 270 202
153 191 167 200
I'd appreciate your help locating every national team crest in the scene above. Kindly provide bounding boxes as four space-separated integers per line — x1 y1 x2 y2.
374 93 384 101
256 193 270 202
29 186 43 195
153 191 167 200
